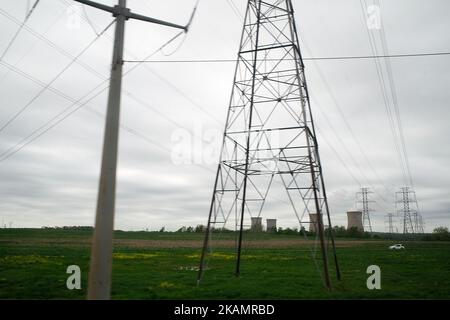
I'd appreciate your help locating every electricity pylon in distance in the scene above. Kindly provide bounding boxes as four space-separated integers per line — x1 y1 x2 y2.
197 0 340 289
356 187 374 232
385 212 396 234
396 187 424 234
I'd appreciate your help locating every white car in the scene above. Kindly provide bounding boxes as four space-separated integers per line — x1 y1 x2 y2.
389 244 405 250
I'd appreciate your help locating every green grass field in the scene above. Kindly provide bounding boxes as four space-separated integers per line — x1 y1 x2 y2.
0 229 449 299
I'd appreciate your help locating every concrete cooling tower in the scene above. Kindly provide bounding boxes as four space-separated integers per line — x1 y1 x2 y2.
309 213 319 233
347 210 364 232
250 217 262 232
266 219 277 232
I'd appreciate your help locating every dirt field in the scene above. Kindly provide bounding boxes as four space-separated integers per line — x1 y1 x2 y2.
0 237 390 248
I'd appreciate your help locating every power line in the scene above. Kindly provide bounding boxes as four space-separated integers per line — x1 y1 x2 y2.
0 62 110 162
0 10 215 178
0 5 66 84
142 67 224 125
300 29 392 208
8 0 196 298
123 3 443 200
60 0 224 125
0 59 215 176
315 127 362 187
143 0 198 58
0 0 427 199
359 0 409 187
82 4 100 36
310 92 391 211
375 0 414 188
85 105 215 174
123 51 450 64
0 4 189 133
0 20 115 135
0 31 187 162
0 0 41 62
302 37 392 205
0 3 212 164
0 60 75 101
85 105 168 154
71 0 220 130
26 1 31 18
0 7 105 80
361 0 408 187
150 2 397 214
226 0 244 21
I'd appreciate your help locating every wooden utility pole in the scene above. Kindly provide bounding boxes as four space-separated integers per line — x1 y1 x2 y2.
73 0 189 300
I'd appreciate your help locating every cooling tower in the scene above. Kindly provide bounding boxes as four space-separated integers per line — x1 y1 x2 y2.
251 217 262 232
347 211 364 232
266 219 277 232
309 213 319 233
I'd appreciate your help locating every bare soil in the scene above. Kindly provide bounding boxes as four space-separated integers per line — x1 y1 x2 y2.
0 238 389 249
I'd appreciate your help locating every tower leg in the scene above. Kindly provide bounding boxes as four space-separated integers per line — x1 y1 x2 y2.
197 165 220 285
235 0 262 277
306 133 331 289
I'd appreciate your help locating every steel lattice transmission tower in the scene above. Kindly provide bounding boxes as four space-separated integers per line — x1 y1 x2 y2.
385 212 396 234
356 187 373 232
395 187 424 234
197 0 339 288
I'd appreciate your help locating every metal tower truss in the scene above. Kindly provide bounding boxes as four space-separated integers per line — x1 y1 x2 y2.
385 212 397 234
395 187 424 234
198 0 339 288
356 187 374 233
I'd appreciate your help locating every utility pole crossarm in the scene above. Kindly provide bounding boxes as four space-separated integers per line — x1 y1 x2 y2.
128 12 186 31
73 0 188 31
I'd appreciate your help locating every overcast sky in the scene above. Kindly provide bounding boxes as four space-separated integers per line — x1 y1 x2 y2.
0 0 449 232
